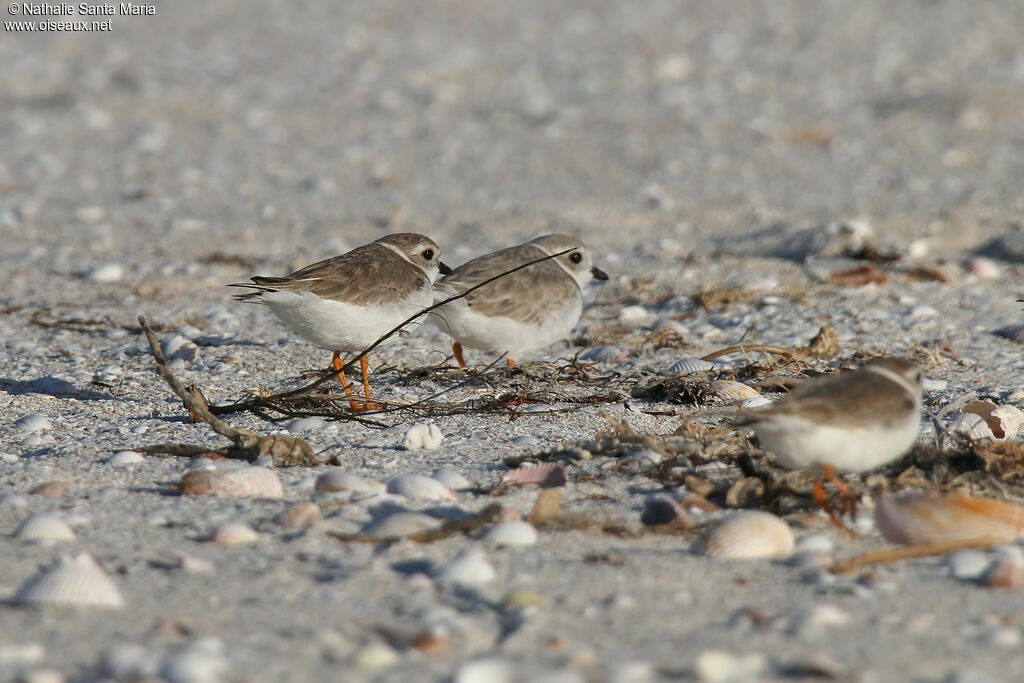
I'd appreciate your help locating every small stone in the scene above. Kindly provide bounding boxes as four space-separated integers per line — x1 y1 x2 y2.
455 657 516 683
981 558 1024 589
85 263 124 282
947 550 993 581
693 651 766 683
352 642 400 671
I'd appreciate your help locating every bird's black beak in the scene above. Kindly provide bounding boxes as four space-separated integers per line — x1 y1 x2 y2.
439 261 453 276
591 266 608 281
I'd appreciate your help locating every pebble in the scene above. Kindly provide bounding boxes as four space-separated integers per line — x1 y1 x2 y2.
351 642 400 671
210 522 259 546
693 650 767 683
947 551 993 581
455 658 516 683
618 305 649 324
85 263 124 282
15 414 53 433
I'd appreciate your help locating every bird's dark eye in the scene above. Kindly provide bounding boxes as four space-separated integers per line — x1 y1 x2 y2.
423 249 434 261
570 252 582 264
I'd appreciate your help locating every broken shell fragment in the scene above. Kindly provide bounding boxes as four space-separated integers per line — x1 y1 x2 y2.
402 422 444 451
960 401 1024 440
874 493 1024 546
697 512 794 559
386 474 456 501
180 463 284 498
16 514 76 543
14 552 124 609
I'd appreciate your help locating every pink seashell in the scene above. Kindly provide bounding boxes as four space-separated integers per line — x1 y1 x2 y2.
180 463 284 498
967 257 1001 279
14 552 124 609
504 462 567 488
874 493 1024 545
710 380 761 402
698 512 794 559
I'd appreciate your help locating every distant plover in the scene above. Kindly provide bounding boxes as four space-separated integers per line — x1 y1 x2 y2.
732 357 923 528
230 233 451 410
430 234 608 369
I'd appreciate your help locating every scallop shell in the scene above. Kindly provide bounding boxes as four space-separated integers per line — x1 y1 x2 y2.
386 474 456 501
210 522 258 546
960 400 1024 440
710 380 762 402
431 468 472 491
579 345 628 363
698 512 794 559
106 451 145 467
363 512 443 538
504 463 567 488
484 520 538 548
14 552 125 609
667 357 715 375
436 546 496 586
402 422 444 451
180 463 284 498
16 513 76 542
739 396 774 410
315 471 384 494
995 325 1024 345
874 493 1024 545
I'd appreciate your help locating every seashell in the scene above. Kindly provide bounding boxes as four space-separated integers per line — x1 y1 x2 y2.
981 557 1024 589
504 463 567 488
402 422 444 450
30 481 69 498
386 474 456 501
210 521 258 546
16 514 76 542
579 345 628 363
14 552 124 609
952 411 995 440
277 502 319 529
315 471 384 494
180 462 284 498
947 550 993 581
455 658 516 683
960 400 1024 440
160 639 230 683
484 520 538 548
693 651 767 683
436 546 496 586
995 325 1024 345
431 468 472 491
15 414 53 433
618 305 650 324
698 512 794 559
622 449 662 470
710 380 761 402
641 494 689 526
363 512 442 538
874 493 1024 546
285 416 326 434
739 396 773 410
967 256 1001 279
106 451 145 467
667 357 715 375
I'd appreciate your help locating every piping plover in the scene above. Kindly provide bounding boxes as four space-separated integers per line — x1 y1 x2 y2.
230 233 451 410
430 234 608 369
731 357 923 528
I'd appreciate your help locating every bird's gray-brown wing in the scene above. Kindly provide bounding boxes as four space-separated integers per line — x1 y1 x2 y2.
230 243 427 306
733 370 916 429
442 246 579 325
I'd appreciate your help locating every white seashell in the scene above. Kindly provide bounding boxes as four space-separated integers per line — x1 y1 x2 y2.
363 512 442 538
431 468 472 491
698 512 794 559
14 552 124 609
180 462 284 498
402 422 444 450
210 522 258 546
618 305 649 324
15 414 53 433
16 514 76 543
160 334 198 362
285 417 326 434
693 651 767 683
874 493 1024 545
667 357 715 375
947 550 993 581
580 345 628 363
106 451 144 467
951 411 995 440
315 471 384 494
484 520 538 548
455 658 516 683
710 380 761 402
160 639 230 683
739 396 773 409
436 546 496 586
386 474 456 501
85 262 124 282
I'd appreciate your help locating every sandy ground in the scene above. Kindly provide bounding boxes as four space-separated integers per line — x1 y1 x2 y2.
3 1 1024 681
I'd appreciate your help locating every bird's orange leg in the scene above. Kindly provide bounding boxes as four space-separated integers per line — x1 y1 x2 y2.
452 342 468 372
506 357 516 369
824 464 858 519
333 352 369 412
813 465 856 537
358 355 380 411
